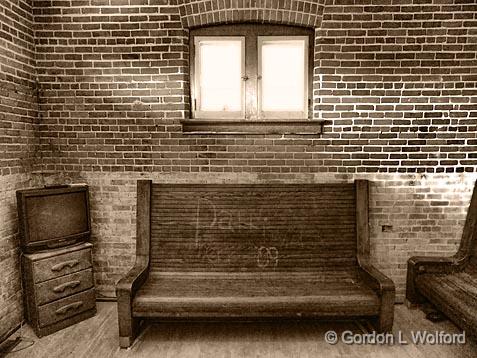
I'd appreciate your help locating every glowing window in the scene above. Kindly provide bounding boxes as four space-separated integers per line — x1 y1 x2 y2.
259 37 308 118
190 24 313 121
195 38 245 118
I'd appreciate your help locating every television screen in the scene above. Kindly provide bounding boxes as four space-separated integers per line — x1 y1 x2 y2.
17 185 91 252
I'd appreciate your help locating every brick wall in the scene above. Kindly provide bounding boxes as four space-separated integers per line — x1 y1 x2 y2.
0 0 37 175
4 0 474 308
316 0 477 172
0 0 38 341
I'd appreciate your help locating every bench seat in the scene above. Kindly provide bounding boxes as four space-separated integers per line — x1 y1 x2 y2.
415 267 477 334
132 273 381 318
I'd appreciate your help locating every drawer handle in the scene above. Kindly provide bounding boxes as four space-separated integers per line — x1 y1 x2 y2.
55 301 83 315
53 280 81 293
51 260 80 272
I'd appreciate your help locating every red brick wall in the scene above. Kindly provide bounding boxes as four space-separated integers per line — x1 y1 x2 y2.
34 0 477 174
317 0 477 172
0 0 38 341
26 0 477 303
0 0 38 175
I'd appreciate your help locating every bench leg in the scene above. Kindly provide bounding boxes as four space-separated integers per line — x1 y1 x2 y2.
371 289 395 333
118 315 140 348
405 282 427 307
369 313 393 333
117 291 141 348
372 312 393 333
405 268 427 308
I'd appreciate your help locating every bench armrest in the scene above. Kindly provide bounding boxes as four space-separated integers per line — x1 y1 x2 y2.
358 263 395 296
116 256 149 347
405 255 460 306
407 255 459 275
116 256 149 298
358 263 395 332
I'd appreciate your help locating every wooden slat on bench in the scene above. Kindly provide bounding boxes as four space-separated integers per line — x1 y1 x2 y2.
150 184 358 275
138 274 375 296
132 274 380 318
416 272 477 332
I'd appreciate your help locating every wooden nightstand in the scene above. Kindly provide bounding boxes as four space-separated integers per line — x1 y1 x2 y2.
21 242 96 337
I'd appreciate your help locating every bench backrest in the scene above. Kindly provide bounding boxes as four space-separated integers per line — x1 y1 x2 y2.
136 181 370 279
460 181 477 267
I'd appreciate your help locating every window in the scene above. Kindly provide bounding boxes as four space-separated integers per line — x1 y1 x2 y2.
194 37 245 119
258 36 308 119
187 24 319 134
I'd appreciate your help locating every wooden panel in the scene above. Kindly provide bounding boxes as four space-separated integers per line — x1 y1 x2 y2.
38 288 96 328
36 268 94 306
136 180 151 258
356 179 370 262
415 270 477 335
180 120 324 134
35 309 96 338
463 180 477 261
21 243 97 338
150 184 357 273
135 273 372 297
132 274 380 318
22 242 92 261
32 246 93 283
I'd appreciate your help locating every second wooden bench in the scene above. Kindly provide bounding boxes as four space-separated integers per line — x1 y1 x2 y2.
406 180 477 337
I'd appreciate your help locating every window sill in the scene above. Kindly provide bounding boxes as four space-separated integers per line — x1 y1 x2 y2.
180 120 324 135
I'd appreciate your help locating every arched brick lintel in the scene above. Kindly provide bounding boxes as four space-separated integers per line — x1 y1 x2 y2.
177 1 326 29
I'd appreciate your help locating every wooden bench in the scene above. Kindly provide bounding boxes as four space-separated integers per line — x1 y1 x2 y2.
406 180 477 337
116 180 395 348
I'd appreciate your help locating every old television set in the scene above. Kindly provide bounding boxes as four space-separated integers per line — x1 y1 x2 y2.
16 185 91 253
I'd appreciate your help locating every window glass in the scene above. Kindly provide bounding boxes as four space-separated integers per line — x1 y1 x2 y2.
197 39 243 112
259 38 306 112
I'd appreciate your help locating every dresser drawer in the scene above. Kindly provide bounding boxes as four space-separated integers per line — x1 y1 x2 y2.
36 269 94 306
33 247 92 283
38 288 96 328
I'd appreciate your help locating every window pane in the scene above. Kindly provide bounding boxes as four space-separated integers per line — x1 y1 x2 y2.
260 39 306 112
198 39 243 112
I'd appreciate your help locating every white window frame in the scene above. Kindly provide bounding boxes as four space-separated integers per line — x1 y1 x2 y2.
257 36 309 120
193 36 246 120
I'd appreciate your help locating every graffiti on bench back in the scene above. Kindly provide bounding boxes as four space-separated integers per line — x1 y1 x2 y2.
190 196 306 269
